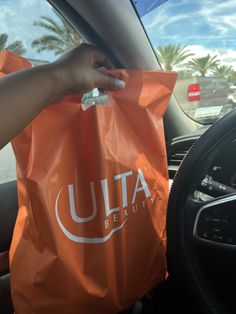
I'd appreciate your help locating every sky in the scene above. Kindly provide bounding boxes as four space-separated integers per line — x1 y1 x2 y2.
139 0 236 69
1 0 236 69
0 0 59 61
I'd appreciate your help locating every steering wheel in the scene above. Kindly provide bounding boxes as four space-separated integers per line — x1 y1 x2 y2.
167 109 236 314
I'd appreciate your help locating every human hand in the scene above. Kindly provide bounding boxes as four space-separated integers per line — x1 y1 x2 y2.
52 43 125 94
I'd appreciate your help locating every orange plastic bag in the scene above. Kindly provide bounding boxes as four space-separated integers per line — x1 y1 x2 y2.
1 51 177 314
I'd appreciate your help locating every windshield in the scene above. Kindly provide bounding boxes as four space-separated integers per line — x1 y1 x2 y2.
132 0 236 124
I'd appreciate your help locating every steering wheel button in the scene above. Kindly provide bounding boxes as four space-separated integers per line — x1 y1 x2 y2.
194 194 236 247
212 228 221 232
210 218 220 223
202 232 209 239
212 234 224 242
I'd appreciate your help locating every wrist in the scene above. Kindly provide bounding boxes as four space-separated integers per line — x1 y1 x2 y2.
49 61 76 97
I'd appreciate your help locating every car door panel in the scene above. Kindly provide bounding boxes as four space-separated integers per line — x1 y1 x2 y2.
0 181 18 314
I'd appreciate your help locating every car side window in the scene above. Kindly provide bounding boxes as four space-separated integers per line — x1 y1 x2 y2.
0 0 81 184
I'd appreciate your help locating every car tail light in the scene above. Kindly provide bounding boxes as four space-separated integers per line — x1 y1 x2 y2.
188 83 200 101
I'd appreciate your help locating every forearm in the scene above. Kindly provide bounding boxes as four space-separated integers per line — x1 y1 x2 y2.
0 44 124 149
0 63 67 149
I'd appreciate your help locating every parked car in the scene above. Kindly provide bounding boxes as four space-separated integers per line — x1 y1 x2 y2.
227 82 236 105
174 77 229 123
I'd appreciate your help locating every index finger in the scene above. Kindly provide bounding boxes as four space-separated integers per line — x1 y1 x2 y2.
92 49 114 69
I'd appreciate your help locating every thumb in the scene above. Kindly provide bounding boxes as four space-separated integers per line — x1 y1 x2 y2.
94 71 125 90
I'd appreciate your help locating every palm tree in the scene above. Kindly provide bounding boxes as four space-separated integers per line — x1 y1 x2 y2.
211 65 233 79
187 54 220 77
0 33 26 55
32 10 81 55
155 44 193 71
177 69 193 79
228 71 236 84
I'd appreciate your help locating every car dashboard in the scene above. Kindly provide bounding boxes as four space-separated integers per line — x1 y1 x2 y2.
167 126 236 199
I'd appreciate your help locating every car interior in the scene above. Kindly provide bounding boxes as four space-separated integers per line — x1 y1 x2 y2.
0 0 236 313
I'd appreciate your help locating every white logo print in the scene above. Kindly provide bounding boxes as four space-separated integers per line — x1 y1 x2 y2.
55 169 153 244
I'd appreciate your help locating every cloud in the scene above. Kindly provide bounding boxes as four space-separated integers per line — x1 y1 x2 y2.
143 0 236 42
140 0 236 69
148 13 189 31
200 0 236 37
143 0 191 32
183 45 236 69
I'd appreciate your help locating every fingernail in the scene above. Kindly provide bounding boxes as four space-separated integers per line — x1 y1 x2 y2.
114 79 125 89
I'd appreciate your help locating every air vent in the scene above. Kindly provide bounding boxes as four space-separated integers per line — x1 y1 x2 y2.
167 129 209 182
167 137 200 180
169 150 188 166
168 150 188 179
